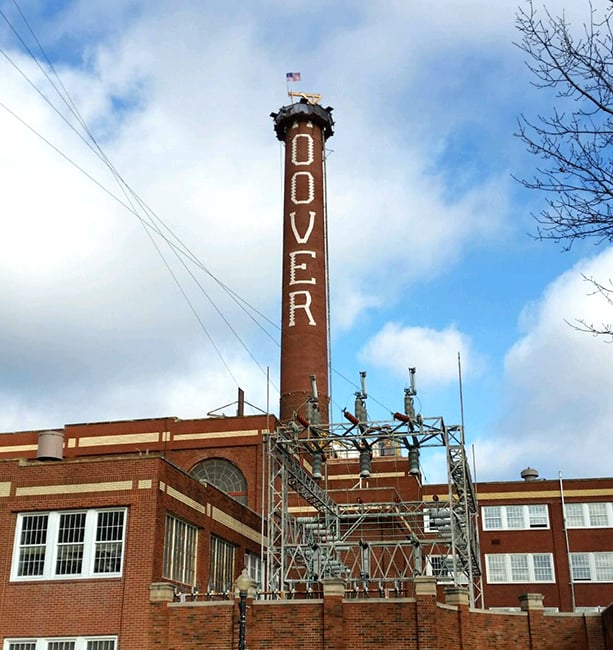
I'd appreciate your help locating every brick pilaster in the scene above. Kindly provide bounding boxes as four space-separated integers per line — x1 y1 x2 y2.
415 577 438 650
445 586 470 650
149 582 174 650
519 593 545 650
322 577 346 650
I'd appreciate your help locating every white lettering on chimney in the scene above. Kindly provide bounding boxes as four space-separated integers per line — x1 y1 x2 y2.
289 251 316 285
290 171 314 205
289 290 316 326
291 133 314 166
290 211 316 244
286 131 319 327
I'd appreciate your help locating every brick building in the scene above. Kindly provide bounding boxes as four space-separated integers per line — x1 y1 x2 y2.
0 415 612 649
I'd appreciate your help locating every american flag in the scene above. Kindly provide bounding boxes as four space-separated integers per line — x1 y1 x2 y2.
286 72 301 82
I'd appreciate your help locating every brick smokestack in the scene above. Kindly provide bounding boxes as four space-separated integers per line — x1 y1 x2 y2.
271 98 334 423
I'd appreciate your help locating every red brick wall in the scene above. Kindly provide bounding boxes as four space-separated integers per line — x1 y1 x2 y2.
0 455 266 649
0 456 161 648
151 593 606 650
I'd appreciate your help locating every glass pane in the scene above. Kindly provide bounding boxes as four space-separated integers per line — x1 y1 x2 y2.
58 513 86 543
56 513 85 575
510 555 529 582
87 641 116 650
565 504 585 528
163 515 197 584
94 511 124 574
483 507 502 530
588 503 608 527
506 507 524 529
56 544 84 575
190 459 247 504
48 643 76 650
18 515 48 577
532 554 553 581
486 555 507 583
528 505 548 527
96 511 125 542
571 553 591 581
594 553 613 581
94 542 122 574
245 553 263 584
8 643 37 650
209 536 235 592
21 514 48 545
18 545 46 577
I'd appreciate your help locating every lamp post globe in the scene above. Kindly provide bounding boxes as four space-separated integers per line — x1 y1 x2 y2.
236 569 252 650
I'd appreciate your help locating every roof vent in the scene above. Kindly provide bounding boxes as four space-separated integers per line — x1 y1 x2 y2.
37 430 64 461
520 467 539 481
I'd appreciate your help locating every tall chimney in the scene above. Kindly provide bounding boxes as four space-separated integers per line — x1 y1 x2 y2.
271 97 334 423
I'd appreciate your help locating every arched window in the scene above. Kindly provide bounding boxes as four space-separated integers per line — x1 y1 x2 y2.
190 458 247 505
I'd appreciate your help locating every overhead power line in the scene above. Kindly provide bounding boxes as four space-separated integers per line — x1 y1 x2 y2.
0 1 281 397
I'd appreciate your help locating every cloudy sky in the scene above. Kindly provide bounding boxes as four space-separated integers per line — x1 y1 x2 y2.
1 0 611 482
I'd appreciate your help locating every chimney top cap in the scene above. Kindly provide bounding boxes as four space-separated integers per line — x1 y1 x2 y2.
271 101 334 141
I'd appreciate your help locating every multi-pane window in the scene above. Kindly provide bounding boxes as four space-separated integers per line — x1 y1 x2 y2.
209 535 235 593
565 503 613 528
244 552 263 586
425 555 468 584
4 639 116 650
11 510 126 581
570 552 613 582
485 554 554 583
190 459 247 505
481 505 549 530
163 515 197 585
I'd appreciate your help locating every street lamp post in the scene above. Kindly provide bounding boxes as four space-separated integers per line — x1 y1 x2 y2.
236 569 252 650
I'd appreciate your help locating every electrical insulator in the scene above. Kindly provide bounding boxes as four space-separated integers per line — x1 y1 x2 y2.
359 448 371 478
355 397 367 422
408 446 420 476
310 403 321 425
404 390 416 421
311 451 323 480
296 413 309 428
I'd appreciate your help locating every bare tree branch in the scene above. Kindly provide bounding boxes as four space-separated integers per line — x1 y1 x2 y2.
516 1 613 340
515 1 613 246
565 274 613 339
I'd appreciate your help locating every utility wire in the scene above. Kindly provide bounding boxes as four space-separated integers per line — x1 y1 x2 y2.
0 2 280 395
2 3 401 416
0 24 279 333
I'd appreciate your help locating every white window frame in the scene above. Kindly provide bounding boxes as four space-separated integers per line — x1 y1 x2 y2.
3 637 117 650
570 552 613 582
163 514 198 586
244 552 264 586
11 509 126 581
565 502 613 528
485 553 555 583
481 504 549 530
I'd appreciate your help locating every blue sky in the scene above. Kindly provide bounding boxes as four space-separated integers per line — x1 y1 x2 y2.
0 0 612 483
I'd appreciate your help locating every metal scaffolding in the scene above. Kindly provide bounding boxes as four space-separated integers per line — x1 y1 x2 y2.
264 377 483 606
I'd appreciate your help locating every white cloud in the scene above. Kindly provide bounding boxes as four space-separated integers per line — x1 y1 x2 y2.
359 322 481 388
0 0 600 447
475 247 613 480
